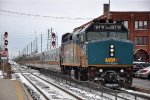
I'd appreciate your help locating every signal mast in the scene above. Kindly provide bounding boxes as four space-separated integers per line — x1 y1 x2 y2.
48 28 58 49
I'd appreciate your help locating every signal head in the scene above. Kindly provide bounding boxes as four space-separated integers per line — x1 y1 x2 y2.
5 40 8 45
52 41 55 46
4 32 8 37
52 33 55 38
5 48 8 51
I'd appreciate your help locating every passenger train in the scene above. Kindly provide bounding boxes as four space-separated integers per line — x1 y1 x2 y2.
17 19 133 88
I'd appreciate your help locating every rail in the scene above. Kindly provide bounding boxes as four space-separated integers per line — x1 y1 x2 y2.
31 73 83 100
21 73 49 100
40 69 150 100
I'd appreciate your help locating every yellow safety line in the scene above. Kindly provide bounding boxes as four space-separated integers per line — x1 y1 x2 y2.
13 80 24 100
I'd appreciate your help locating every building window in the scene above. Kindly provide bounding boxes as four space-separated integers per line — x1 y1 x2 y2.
135 21 138 29
144 21 148 29
123 21 128 29
134 21 148 29
135 37 142 45
143 37 148 45
135 36 148 45
139 21 143 29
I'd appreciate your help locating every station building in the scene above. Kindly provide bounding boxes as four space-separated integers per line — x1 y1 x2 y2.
85 4 150 62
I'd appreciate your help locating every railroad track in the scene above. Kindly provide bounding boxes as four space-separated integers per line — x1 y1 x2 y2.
13 65 150 100
40 69 150 100
12 64 83 99
31 73 84 99
21 73 48 100
32 73 106 99
22 73 82 100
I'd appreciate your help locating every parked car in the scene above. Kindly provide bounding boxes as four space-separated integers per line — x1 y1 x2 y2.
135 66 150 80
133 62 150 77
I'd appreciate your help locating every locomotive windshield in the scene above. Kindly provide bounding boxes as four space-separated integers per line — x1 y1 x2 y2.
87 31 128 41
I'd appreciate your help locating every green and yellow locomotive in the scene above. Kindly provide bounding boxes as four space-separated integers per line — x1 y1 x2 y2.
61 19 133 87
16 19 133 88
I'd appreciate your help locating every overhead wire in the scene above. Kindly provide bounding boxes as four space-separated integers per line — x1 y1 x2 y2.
0 9 93 20
0 9 93 55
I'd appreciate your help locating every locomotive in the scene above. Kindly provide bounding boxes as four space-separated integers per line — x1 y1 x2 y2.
17 19 133 88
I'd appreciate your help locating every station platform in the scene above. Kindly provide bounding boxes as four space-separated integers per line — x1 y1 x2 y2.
0 79 32 100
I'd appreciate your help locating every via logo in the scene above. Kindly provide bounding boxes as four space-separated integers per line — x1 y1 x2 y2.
105 58 118 63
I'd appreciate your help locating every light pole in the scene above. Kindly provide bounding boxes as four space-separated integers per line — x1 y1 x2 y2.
109 0 110 12
31 42 32 55
108 0 111 19
41 34 42 53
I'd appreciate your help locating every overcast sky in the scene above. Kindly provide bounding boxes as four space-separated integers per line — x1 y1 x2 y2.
0 0 150 58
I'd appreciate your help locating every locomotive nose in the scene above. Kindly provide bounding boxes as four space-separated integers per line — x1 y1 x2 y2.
87 39 133 65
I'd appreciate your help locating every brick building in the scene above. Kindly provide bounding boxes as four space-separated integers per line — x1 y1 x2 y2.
78 4 150 62
96 4 150 62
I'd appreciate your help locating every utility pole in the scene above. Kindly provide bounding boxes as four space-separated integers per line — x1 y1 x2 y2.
36 36 38 53
27 45 28 55
56 32 58 48
1 35 2 49
35 30 38 53
41 34 42 53
33 40 35 54
47 29 50 50
50 28 52 49
31 42 32 55
19 51 20 56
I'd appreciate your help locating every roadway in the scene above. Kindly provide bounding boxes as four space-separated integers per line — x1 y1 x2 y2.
132 78 150 89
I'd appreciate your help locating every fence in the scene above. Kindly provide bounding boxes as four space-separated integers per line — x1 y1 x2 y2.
41 69 150 100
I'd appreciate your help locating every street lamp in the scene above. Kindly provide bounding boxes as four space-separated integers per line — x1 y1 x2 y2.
108 0 111 19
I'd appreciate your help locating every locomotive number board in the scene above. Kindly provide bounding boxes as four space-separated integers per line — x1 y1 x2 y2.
94 24 122 31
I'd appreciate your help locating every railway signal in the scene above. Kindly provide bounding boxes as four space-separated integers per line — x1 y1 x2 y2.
5 48 8 51
5 40 8 45
51 33 56 47
4 32 8 52
4 32 8 37
52 41 55 46
52 33 55 38
48 28 58 49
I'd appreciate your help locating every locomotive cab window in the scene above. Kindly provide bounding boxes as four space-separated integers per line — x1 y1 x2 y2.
87 31 128 41
80 34 85 43
69 35 73 40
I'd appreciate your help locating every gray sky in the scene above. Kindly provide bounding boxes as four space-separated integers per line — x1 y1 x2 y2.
0 0 150 58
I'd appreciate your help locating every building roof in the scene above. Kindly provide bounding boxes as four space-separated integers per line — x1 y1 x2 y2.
75 11 150 30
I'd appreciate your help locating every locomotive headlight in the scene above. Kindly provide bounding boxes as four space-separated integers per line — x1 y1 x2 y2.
120 69 124 73
99 69 103 72
110 49 114 52
110 45 114 48
110 53 114 57
109 44 115 57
